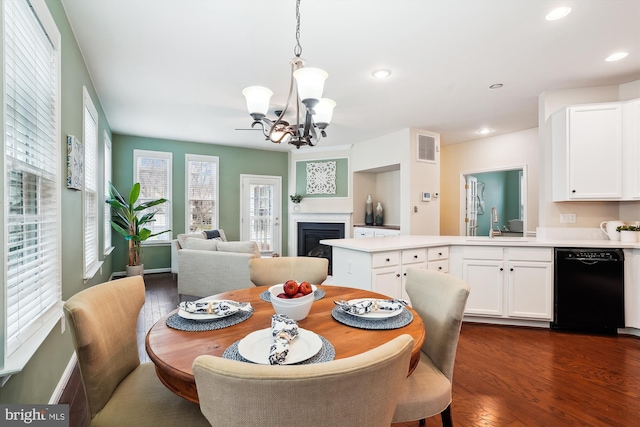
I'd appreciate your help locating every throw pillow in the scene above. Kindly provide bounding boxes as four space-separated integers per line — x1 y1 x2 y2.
184 238 219 251
204 229 227 241
177 232 206 248
217 241 261 259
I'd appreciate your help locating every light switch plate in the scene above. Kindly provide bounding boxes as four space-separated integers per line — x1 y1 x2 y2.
560 214 576 223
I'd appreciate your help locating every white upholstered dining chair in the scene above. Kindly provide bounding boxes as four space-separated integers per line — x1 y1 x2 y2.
391 268 470 427
63 276 209 427
193 334 414 427
248 256 328 287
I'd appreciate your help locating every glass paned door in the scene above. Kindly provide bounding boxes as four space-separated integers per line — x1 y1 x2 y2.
241 175 281 256
465 176 478 236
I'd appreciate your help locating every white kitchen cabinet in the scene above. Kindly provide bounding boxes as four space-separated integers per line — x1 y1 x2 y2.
427 246 449 273
622 99 640 199
372 265 401 299
552 102 623 201
400 249 427 302
353 227 400 238
453 246 553 321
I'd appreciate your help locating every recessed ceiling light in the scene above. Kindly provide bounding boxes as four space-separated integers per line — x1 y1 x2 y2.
476 128 494 135
546 7 572 21
605 52 629 62
372 69 391 79
489 83 503 90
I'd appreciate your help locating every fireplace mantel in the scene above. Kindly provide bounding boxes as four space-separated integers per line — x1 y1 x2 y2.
289 212 352 256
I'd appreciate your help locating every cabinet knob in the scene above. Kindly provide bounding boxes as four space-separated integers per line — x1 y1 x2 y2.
510 268 514 271
403 272 407 276
571 189 576 193
413 255 418 259
396 273 401 278
386 258 390 262
438 266 442 270
499 267 504 271
438 252 443 256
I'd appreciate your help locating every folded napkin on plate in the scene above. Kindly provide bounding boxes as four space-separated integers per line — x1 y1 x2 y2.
268 314 299 365
178 300 252 316
334 298 408 315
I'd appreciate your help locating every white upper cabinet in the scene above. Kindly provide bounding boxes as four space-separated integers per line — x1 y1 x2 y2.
622 99 640 199
552 102 623 201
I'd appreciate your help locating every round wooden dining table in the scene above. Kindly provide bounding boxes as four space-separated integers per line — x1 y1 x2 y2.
146 285 425 404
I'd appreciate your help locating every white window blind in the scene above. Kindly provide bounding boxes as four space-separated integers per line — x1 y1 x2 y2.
3 0 62 362
186 154 219 233
133 150 172 242
104 132 113 254
83 87 100 278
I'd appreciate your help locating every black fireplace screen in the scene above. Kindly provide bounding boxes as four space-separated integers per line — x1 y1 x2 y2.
297 222 345 275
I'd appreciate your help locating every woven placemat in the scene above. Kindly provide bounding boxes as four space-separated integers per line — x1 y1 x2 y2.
166 310 252 332
260 288 326 302
331 307 413 330
222 335 335 365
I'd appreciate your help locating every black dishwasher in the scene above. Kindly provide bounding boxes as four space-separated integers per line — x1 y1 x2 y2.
552 248 624 334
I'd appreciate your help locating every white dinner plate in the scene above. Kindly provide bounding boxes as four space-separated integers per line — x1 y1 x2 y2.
177 301 240 320
237 328 322 365
342 298 404 319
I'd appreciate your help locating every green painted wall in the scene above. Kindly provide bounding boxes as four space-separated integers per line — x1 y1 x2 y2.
0 0 113 404
110 135 290 271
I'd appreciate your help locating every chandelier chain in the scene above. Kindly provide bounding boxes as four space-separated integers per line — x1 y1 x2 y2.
294 0 302 57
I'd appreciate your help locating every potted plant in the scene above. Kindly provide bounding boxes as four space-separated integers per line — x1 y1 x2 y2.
616 225 638 243
290 194 303 212
106 182 171 276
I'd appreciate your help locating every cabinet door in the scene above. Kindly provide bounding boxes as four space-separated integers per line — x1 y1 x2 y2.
507 261 553 319
622 99 640 199
568 104 622 199
371 266 401 299
462 259 504 316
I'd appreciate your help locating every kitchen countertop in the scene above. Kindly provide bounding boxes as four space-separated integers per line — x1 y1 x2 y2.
320 235 639 252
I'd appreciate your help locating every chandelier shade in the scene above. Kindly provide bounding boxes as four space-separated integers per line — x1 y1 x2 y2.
240 0 335 149
241 86 273 118
293 67 328 107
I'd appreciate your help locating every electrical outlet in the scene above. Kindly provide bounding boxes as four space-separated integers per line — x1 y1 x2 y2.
560 214 576 223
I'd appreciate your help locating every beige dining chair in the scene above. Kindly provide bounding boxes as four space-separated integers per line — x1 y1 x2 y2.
391 268 470 427
193 334 414 427
248 256 328 287
63 276 209 427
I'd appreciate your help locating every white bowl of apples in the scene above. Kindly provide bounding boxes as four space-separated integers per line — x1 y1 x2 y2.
269 280 316 320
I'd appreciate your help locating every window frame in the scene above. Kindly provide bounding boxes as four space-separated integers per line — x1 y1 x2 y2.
1 0 63 376
103 131 114 255
82 86 102 279
185 154 219 233
133 149 173 245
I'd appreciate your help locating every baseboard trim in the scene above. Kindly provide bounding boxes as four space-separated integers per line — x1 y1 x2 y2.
111 267 172 277
50 352 77 404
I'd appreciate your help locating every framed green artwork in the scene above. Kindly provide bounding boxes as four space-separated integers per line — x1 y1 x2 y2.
295 158 349 198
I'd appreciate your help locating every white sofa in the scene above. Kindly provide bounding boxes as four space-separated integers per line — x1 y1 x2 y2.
171 230 228 275
174 232 262 299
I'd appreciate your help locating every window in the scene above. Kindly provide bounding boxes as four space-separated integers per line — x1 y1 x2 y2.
103 131 113 255
186 154 219 233
2 0 62 374
83 87 101 278
133 150 172 243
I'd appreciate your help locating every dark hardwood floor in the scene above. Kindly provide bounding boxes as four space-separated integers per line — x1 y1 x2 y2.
59 273 640 427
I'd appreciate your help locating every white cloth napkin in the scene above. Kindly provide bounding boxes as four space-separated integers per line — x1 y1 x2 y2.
268 314 299 365
334 298 408 315
178 300 253 316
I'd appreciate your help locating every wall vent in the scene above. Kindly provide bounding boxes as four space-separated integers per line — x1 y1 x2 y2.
417 134 436 163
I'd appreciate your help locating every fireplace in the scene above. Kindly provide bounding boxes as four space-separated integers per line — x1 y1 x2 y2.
297 222 345 274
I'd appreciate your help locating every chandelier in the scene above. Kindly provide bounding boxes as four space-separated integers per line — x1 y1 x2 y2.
242 0 336 149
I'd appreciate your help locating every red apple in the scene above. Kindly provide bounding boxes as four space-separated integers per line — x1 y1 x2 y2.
276 293 291 299
299 281 313 295
283 280 299 296
293 292 305 298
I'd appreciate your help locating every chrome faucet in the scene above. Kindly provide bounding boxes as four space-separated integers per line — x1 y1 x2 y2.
490 207 501 238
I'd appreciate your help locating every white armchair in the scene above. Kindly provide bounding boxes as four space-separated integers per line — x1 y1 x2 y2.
171 229 227 275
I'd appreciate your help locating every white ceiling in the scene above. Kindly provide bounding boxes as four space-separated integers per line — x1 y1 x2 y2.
61 0 640 152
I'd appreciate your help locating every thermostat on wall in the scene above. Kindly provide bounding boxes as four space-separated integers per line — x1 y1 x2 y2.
422 192 431 202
